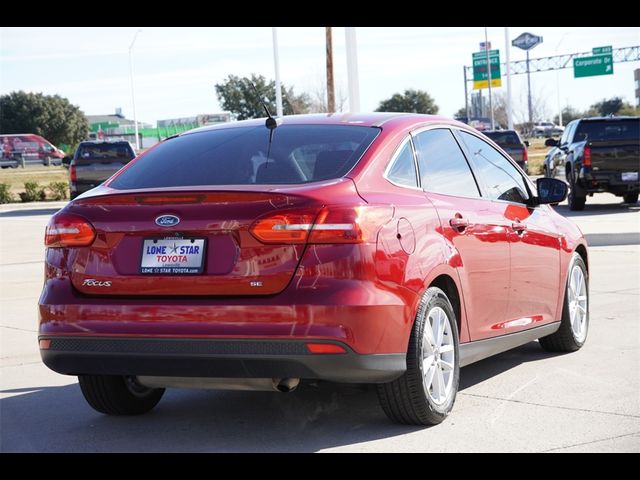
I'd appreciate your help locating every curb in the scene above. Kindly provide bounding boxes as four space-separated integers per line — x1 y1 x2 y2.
0 201 68 213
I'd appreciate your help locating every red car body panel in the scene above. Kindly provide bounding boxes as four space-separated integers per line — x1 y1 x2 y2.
38 113 588 381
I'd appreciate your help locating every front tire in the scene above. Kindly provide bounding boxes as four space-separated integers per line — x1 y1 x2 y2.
377 287 460 425
623 193 638 204
78 375 165 415
539 253 589 352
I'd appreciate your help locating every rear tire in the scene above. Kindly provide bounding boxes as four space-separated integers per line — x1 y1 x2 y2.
78 375 165 415
623 193 638 204
377 287 460 425
539 253 589 352
567 168 586 211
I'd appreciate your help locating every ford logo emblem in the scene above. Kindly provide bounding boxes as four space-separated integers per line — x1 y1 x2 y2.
155 215 180 227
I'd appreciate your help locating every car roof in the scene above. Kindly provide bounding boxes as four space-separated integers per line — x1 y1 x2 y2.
580 116 640 122
79 140 131 145
183 113 468 135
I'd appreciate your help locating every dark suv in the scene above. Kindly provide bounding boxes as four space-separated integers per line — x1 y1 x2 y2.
69 141 136 199
483 130 529 174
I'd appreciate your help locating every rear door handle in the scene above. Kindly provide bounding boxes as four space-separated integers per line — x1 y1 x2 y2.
449 216 469 230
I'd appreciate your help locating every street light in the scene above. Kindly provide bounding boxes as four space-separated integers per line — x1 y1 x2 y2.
129 29 142 151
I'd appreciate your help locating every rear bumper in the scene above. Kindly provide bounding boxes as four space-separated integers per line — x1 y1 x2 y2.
39 336 406 383
578 169 640 194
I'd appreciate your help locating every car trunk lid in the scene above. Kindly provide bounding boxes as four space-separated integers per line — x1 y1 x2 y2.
66 187 318 296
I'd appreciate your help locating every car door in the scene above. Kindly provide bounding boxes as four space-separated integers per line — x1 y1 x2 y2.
551 121 576 178
456 130 561 334
413 127 511 341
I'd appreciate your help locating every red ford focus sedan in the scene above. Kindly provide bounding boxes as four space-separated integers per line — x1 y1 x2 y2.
39 113 589 425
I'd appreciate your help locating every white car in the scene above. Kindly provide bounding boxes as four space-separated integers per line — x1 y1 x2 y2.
533 122 564 138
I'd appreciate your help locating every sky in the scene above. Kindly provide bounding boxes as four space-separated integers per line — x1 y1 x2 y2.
1 27 639 125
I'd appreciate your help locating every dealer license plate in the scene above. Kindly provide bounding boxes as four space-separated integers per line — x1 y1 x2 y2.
140 238 206 274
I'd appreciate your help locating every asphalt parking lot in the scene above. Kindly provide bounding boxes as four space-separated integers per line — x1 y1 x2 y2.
1 195 638 452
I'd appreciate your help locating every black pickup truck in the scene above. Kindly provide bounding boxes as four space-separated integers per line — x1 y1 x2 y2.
544 117 640 210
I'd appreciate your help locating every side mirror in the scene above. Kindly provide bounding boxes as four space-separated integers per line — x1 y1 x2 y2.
536 177 567 205
544 138 558 147
524 140 530 147
62 156 71 168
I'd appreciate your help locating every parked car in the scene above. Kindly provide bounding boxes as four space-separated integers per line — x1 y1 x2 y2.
482 130 529 174
68 140 136 199
533 122 564 138
544 116 640 210
39 113 588 426
0 134 65 166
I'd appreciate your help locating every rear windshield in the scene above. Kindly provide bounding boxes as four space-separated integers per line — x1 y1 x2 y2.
77 143 135 161
109 125 379 189
484 131 521 146
574 119 640 142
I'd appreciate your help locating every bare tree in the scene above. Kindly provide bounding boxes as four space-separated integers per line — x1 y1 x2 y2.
307 74 347 113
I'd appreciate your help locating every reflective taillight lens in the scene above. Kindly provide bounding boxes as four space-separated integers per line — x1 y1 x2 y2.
583 145 592 167
522 146 528 163
249 206 392 245
69 164 77 183
45 213 96 247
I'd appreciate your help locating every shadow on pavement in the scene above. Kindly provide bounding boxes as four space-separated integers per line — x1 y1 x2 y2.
459 341 562 390
0 341 561 452
0 208 62 218
553 201 639 218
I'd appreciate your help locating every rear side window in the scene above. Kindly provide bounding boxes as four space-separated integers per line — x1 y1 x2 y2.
109 125 379 189
574 119 640 142
413 128 480 197
386 140 418 188
77 144 135 162
459 131 529 204
484 131 521 146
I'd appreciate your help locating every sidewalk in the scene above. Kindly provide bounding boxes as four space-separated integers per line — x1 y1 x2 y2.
0 200 68 213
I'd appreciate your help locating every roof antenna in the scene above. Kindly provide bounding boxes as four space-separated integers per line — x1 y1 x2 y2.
250 81 278 168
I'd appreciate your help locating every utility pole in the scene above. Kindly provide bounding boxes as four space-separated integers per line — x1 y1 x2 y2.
272 27 283 117
128 29 142 151
463 65 470 123
345 27 360 113
526 50 533 124
326 27 335 113
505 27 514 130
484 27 495 130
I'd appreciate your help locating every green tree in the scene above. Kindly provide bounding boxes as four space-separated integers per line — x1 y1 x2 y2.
214 74 310 120
553 106 584 125
0 91 88 147
375 89 439 114
453 107 467 120
619 104 640 116
590 96 625 116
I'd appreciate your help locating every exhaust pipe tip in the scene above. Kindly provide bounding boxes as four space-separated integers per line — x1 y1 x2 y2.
273 378 300 393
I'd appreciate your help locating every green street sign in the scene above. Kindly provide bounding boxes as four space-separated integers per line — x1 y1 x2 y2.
472 49 501 89
592 46 612 55
573 55 614 78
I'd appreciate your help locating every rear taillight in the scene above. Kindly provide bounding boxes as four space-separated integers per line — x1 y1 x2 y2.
250 206 392 245
583 144 592 167
522 146 528 163
69 164 77 183
45 213 96 247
